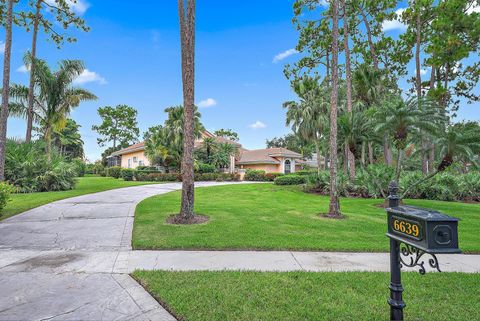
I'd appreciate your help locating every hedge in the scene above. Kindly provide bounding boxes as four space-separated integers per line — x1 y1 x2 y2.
244 169 283 181
121 168 135 181
133 171 239 182
274 174 306 185
107 166 122 179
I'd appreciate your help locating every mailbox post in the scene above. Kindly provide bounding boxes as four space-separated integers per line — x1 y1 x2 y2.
386 181 461 321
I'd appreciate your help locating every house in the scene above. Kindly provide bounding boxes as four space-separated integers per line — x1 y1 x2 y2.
237 148 304 176
109 131 307 177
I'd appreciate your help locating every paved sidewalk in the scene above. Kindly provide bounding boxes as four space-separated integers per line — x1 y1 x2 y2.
1 249 478 275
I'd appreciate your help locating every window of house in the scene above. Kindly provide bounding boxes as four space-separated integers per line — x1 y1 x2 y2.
128 158 132 168
139 160 144 166
133 156 138 162
284 159 291 174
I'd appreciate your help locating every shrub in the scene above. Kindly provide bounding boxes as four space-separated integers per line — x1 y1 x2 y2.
296 169 317 176
355 164 394 198
107 166 122 179
458 172 480 202
5 140 77 192
137 165 158 171
146 173 181 182
71 158 86 177
244 169 267 181
265 172 284 181
399 171 424 199
85 163 95 175
93 163 105 176
121 168 135 181
0 182 14 215
274 174 306 185
195 163 216 174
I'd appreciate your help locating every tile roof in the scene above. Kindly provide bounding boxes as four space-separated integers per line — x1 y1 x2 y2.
237 148 303 164
110 142 145 156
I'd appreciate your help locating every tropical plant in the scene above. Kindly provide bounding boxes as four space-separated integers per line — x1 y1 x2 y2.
9 58 96 160
4 139 77 192
284 76 330 174
375 95 445 182
211 143 237 169
51 119 84 159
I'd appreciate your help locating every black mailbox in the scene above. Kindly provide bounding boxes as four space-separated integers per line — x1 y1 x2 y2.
386 205 461 254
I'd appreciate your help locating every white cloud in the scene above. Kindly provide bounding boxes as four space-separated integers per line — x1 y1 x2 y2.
467 3 480 14
249 120 266 129
420 68 428 76
197 98 217 108
16 65 30 73
0 41 4 54
382 8 407 32
44 0 89 15
319 0 329 6
73 69 107 85
273 49 298 63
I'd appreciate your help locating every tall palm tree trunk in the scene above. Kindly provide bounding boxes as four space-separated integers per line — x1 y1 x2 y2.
428 65 436 173
328 0 341 217
314 140 321 175
342 0 355 180
178 0 196 219
414 2 428 175
0 0 14 181
26 0 42 143
360 8 392 166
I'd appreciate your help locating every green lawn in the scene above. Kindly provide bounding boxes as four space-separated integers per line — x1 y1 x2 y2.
132 270 480 321
133 184 480 252
1 176 158 220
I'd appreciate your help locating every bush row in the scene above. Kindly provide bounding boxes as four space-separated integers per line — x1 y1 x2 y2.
303 165 480 202
102 167 241 182
244 170 284 181
274 175 306 185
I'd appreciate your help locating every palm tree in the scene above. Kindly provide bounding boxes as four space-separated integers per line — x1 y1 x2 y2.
284 76 329 174
52 119 84 159
0 0 15 181
10 58 96 160
202 137 216 162
375 96 445 182
352 64 393 166
402 124 480 198
211 142 237 170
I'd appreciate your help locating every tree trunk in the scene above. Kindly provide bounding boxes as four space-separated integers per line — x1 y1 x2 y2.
342 0 355 180
45 128 52 162
415 3 428 175
178 0 196 220
360 8 379 70
0 0 14 181
368 141 374 164
328 0 341 217
361 141 366 168
314 140 321 175
383 136 392 165
26 0 41 143
428 65 436 173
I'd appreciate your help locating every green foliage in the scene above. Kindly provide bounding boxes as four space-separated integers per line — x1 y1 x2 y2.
9 58 97 157
304 171 353 197
107 166 122 179
195 163 216 174
274 174 306 185
133 172 238 182
71 158 86 177
0 182 15 215
5 140 77 192
213 128 239 141
144 106 204 171
121 168 135 181
92 105 140 148
355 164 395 198
296 169 317 176
245 170 285 182
51 119 85 160
93 163 106 176
458 172 480 202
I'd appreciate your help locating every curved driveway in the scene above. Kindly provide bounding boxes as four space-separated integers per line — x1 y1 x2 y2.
0 181 246 321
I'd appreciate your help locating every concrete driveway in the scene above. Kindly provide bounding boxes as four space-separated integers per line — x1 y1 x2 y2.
0 181 244 321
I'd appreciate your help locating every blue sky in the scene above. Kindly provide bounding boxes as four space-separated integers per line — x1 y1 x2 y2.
2 0 479 162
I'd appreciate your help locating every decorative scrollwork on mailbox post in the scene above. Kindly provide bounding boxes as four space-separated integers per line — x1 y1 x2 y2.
399 242 440 275
385 181 461 321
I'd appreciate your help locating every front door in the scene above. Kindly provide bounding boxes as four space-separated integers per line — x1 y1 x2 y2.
284 160 291 174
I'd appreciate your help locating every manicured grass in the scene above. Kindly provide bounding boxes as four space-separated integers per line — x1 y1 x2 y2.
1 176 158 220
133 184 480 252
133 270 480 321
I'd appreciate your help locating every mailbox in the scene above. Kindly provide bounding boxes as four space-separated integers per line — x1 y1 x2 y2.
386 205 461 254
